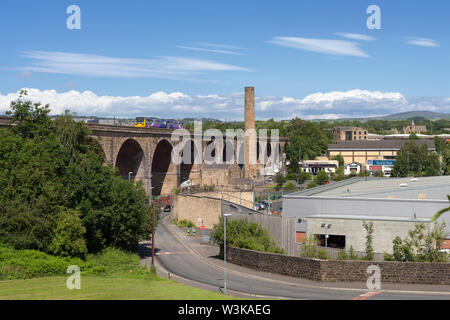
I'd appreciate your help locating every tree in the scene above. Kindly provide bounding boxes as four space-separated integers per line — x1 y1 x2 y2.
282 181 296 192
389 223 448 262
315 170 329 185
210 218 283 254
362 221 374 260
49 209 88 258
331 154 345 167
274 172 286 189
391 141 440 177
432 195 450 221
6 90 54 139
0 97 153 254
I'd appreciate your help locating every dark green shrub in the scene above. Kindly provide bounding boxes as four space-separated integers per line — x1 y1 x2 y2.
211 218 284 254
50 209 87 258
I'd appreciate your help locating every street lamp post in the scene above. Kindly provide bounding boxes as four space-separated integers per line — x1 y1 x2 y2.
152 205 155 266
321 223 332 248
128 171 133 182
223 213 232 295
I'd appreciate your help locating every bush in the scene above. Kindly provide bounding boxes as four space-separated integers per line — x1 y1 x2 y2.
282 180 296 191
362 221 374 261
173 219 195 228
0 246 157 280
49 209 87 258
391 222 449 262
300 234 329 260
315 171 329 185
306 181 318 189
211 218 284 254
337 246 359 260
0 246 102 280
0 97 153 255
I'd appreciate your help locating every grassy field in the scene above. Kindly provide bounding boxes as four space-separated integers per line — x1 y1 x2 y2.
0 274 236 300
0 246 241 300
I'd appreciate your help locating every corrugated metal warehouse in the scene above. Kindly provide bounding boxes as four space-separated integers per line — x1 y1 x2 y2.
283 176 450 254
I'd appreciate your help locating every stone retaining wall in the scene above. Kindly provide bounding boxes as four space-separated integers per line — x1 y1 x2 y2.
221 246 450 285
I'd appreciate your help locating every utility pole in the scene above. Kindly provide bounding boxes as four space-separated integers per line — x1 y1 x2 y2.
152 205 155 266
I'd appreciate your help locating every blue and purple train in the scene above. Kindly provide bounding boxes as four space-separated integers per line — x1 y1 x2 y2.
134 117 185 129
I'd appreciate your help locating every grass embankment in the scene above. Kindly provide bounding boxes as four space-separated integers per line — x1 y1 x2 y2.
0 247 238 300
172 219 195 228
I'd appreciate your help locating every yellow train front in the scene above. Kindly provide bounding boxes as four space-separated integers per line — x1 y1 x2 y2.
134 117 147 128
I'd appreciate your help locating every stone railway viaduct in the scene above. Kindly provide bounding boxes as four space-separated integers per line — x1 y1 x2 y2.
0 87 288 197
88 122 287 196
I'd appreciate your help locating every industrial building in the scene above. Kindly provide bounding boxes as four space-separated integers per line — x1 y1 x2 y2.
283 176 450 254
327 139 435 165
332 126 368 142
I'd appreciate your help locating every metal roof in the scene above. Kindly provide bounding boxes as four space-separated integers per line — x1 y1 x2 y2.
328 139 435 151
287 176 450 201
307 214 431 222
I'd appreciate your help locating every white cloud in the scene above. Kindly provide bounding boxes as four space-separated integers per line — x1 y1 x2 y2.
195 43 246 50
177 46 242 55
0 88 448 121
18 51 251 81
406 38 439 47
335 32 375 42
300 89 405 105
268 36 369 58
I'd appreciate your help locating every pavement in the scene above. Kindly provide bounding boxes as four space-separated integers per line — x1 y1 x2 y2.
140 212 450 300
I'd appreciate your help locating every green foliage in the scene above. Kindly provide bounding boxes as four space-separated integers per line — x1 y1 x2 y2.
0 95 153 255
0 246 103 280
306 181 318 189
390 223 449 262
282 180 296 191
274 172 286 187
337 246 359 260
173 219 195 228
297 171 312 184
432 195 450 221
314 170 329 185
333 166 345 181
390 141 441 177
211 218 284 254
50 209 87 258
373 170 384 177
0 246 158 280
5 90 54 139
85 247 156 279
408 133 420 140
300 234 329 260
331 154 345 167
362 221 374 261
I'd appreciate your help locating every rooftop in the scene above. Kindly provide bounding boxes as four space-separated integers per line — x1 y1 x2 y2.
307 214 431 223
328 139 435 151
285 176 450 201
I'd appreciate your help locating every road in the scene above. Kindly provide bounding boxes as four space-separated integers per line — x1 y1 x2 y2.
148 213 450 300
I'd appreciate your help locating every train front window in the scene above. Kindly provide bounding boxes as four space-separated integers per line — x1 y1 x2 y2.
136 117 145 124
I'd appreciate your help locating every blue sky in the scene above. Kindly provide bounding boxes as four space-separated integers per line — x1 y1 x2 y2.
0 0 449 120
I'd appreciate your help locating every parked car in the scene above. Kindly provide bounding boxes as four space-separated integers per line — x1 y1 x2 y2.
163 205 172 212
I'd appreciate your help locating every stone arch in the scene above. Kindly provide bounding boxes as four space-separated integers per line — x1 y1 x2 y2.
180 140 200 183
115 139 145 181
222 140 235 164
152 139 173 196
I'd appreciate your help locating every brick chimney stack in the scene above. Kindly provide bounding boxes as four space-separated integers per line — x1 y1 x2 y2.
244 87 257 179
